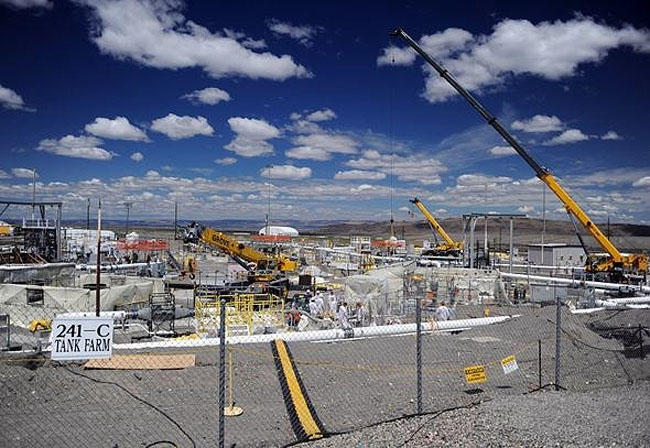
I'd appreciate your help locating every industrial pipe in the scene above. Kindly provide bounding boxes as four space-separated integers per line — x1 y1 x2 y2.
499 272 650 293
114 315 516 351
494 263 584 271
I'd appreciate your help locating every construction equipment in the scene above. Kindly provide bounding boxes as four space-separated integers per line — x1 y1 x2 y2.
184 222 297 273
392 28 648 280
410 197 463 256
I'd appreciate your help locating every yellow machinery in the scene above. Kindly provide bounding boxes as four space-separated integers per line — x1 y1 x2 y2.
186 223 297 273
392 28 648 280
410 197 463 256
195 292 285 336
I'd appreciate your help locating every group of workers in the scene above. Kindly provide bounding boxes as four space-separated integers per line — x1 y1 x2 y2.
307 289 366 329
288 289 454 330
287 289 366 330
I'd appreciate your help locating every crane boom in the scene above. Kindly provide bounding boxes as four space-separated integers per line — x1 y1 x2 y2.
410 198 462 252
186 223 297 272
391 28 647 276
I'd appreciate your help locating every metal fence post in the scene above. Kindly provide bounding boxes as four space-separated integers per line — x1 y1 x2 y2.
538 339 542 389
219 298 226 447
416 295 422 414
555 294 561 391
639 324 644 359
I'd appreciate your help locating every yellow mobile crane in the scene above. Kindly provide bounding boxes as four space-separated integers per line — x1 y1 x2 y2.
184 223 297 272
410 197 463 256
392 28 648 280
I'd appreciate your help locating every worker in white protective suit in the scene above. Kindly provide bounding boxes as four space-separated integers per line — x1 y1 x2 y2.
338 301 351 330
308 296 318 315
354 301 365 327
435 301 451 321
328 291 337 316
314 292 324 317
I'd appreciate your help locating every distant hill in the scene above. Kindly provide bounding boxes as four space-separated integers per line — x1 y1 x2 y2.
7 216 648 251
311 217 650 252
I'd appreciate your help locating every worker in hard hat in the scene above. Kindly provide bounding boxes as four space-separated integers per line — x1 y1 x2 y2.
435 301 451 321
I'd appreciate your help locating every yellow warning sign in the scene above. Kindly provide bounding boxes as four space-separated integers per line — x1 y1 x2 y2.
464 365 487 384
501 355 519 375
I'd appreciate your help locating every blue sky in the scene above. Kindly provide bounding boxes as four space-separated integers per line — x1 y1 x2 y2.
1 0 649 224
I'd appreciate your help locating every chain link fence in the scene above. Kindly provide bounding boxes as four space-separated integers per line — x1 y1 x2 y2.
1 267 648 447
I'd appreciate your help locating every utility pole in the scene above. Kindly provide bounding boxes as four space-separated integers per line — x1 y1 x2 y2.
266 165 272 236
509 217 514 273
174 201 178 240
86 198 90 231
124 201 133 236
31 168 36 223
541 184 546 265
95 198 102 316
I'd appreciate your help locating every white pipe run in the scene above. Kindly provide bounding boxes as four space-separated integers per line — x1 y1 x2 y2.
77 262 156 272
602 296 650 304
594 299 650 309
494 262 585 271
499 272 650 294
113 315 516 351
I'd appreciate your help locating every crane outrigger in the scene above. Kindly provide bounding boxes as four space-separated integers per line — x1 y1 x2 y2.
391 28 648 280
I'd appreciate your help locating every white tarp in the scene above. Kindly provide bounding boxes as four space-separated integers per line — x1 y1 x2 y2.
0 281 156 328
342 264 502 323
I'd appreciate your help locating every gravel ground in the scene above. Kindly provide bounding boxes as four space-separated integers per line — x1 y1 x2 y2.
303 381 650 448
0 305 648 447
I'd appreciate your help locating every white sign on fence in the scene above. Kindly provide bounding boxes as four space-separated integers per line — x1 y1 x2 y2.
501 355 519 375
51 316 114 361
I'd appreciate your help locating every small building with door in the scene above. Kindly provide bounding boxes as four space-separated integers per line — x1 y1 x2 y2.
527 243 585 267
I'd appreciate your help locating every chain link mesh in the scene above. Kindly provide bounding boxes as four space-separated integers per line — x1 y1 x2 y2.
1 266 648 447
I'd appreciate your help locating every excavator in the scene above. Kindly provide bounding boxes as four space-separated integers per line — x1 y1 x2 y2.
184 222 297 274
391 28 648 281
410 197 463 256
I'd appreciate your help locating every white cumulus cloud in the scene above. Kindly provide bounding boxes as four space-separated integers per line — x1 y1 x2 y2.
260 164 311 180
381 18 650 103
0 84 33 111
346 150 445 185
215 157 237 166
292 133 359 155
151 114 214 140
81 0 310 80
489 145 516 157
543 128 590 145
511 115 563 133
85 116 149 141
12 168 36 178
601 130 622 140
37 135 114 160
305 108 336 122
518 205 536 214
268 19 319 46
181 87 231 105
285 146 331 161
633 176 650 187
0 0 52 9
225 117 280 157
222 28 267 50
130 152 144 162
377 46 416 66
334 170 386 181
457 174 512 186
